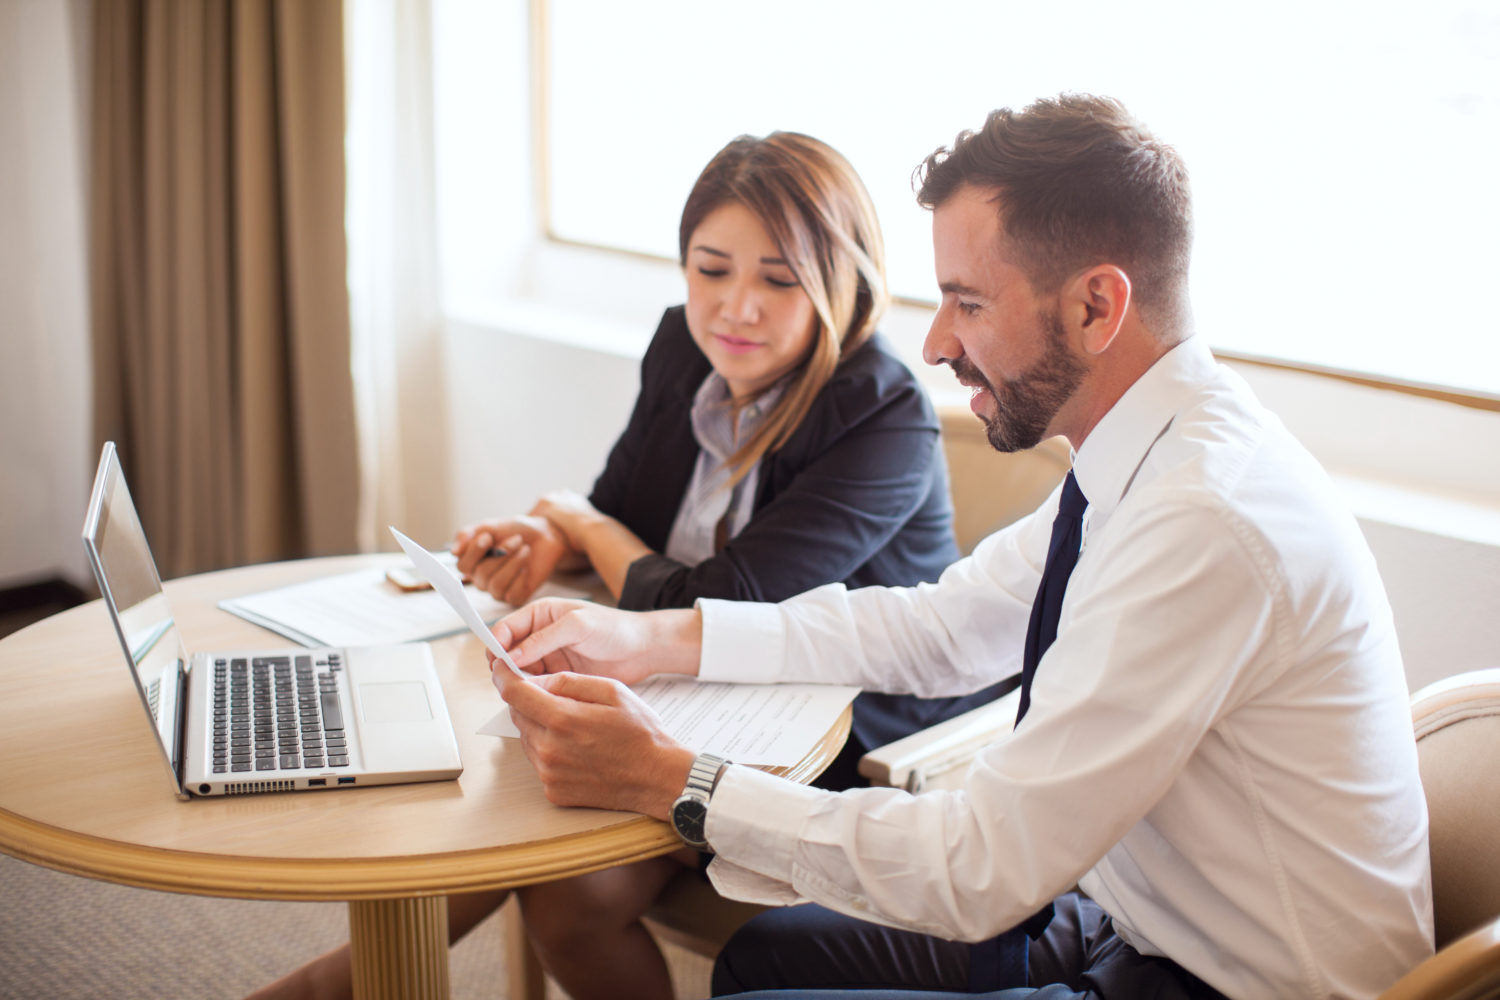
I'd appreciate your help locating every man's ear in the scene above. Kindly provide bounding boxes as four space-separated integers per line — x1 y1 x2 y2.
1067 265 1132 355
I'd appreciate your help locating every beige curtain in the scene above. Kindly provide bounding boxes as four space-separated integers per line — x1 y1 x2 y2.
90 0 358 578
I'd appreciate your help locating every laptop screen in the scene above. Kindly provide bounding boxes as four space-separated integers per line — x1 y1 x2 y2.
82 443 189 773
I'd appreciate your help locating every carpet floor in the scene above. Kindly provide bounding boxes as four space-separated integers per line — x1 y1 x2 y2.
0 853 713 999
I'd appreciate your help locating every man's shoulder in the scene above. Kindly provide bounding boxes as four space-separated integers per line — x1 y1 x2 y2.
1125 378 1368 583
1149 371 1322 502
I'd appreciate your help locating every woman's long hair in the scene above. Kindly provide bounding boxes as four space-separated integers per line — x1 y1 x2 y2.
678 132 890 486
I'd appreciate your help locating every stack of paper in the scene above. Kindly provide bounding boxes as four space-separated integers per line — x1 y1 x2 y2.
220 557 588 649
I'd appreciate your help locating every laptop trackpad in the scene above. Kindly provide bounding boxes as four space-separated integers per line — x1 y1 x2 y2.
359 682 433 723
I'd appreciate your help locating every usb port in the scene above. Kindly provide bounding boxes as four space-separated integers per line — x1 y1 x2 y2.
337 776 356 785
308 778 327 787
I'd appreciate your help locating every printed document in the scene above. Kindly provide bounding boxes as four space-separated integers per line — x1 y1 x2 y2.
479 677 859 767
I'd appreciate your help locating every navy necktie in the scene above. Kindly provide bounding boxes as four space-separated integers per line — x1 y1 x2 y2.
1017 470 1088 726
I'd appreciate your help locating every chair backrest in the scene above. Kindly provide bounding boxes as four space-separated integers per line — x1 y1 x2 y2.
1411 668 1500 949
938 403 1070 555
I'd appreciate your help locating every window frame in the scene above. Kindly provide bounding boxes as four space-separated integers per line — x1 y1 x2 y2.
525 0 1499 415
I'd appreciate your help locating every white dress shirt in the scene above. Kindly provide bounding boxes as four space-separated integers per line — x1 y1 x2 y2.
694 336 1434 999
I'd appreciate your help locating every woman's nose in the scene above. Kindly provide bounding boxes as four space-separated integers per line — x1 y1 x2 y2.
720 279 760 325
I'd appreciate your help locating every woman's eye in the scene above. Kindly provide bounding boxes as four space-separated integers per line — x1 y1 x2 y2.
765 276 799 289
697 268 728 278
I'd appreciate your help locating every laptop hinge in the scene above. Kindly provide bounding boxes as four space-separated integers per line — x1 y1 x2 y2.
156 658 187 787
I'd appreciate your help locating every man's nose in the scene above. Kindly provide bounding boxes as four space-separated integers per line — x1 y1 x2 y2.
923 305 960 367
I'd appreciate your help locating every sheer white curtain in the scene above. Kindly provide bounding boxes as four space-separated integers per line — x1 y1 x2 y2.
344 0 451 552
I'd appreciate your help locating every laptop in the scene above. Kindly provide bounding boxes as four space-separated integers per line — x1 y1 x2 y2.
82 441 463 799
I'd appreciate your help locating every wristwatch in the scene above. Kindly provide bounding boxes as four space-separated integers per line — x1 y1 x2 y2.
670 751 728 850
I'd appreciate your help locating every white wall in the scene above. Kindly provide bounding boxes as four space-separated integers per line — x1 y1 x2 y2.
1360 519 1500 691
0 0 93 590
442 315 643 539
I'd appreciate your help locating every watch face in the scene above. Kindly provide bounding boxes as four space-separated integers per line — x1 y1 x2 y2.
672 796 708 847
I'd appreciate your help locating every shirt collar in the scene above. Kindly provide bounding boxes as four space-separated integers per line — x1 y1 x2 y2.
689 371 788 462
1071 335 1218 529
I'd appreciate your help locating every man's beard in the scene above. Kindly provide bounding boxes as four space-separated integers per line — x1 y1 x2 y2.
950 309 1086 453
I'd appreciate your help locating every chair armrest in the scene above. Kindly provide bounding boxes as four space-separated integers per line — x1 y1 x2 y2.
1377 913 1500 1000
858 683 1021 792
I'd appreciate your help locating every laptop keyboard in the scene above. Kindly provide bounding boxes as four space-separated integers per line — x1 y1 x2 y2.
210 653 350 774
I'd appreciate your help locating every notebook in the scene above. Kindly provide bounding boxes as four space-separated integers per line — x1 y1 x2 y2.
81 441 463 799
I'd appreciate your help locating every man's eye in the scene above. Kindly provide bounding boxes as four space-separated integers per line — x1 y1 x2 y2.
959 301 982 315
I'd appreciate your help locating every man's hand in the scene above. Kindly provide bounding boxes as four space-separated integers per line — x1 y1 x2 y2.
499 669 696 819
488 599 702 686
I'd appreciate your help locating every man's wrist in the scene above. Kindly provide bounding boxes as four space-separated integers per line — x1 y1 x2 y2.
652 745 698 820
669 749 730 849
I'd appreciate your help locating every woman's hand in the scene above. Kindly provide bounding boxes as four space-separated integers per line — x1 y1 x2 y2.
529 491 652 600
531 489 604 549
451 515 571 607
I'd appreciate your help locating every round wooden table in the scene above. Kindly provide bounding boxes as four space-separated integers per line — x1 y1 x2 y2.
0 555 850 999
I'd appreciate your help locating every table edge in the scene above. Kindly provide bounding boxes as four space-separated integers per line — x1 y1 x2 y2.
0 711 849 900
0 803 681 900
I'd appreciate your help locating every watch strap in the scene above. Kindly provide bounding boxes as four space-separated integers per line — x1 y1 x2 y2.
684 751 727 798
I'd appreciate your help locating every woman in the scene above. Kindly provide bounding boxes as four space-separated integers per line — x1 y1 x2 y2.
249 131 998 1000
457 135 947 625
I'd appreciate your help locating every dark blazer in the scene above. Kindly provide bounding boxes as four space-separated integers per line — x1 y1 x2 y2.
591 306 957 608
590 307 1005 753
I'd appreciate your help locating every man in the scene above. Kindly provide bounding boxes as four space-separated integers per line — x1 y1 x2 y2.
492 94 1433 998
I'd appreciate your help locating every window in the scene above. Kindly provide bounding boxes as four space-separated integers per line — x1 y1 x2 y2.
541 0 1500 397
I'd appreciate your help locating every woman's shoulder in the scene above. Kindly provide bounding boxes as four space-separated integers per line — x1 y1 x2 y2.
816 331 937 427
640 305 710 395
766 333 940 468
643 305 694 356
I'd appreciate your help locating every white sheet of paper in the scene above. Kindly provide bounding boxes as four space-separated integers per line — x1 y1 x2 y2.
390 526 528 678
479 675 860 767
220 567 499 647
219 560 590 650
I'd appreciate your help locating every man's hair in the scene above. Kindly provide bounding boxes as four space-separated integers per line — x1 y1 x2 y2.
916 94 1193 337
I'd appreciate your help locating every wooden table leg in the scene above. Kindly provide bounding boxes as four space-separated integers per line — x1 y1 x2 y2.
348 896 451 1000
